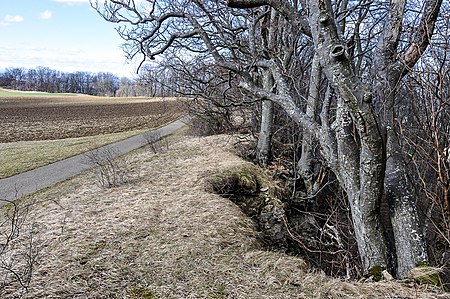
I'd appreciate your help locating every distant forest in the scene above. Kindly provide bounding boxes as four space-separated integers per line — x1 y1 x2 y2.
0 66 177 97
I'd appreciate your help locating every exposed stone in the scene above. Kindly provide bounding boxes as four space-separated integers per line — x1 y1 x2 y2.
382 270 394 281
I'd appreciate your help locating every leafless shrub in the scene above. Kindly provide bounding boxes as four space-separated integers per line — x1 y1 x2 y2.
84 146 128 188
142 131 169 154
0 198 40 298
189 114 231 137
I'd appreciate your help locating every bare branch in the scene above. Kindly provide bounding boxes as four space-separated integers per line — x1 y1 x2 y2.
239 79 318 133
227 0 312 36
400 0 444 72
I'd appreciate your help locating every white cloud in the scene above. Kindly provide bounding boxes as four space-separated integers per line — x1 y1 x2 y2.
39 10 53 20
1 15 24 27
1 15 24 26
5 15 24 23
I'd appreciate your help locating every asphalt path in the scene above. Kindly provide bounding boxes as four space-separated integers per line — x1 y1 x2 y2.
0 116 189 205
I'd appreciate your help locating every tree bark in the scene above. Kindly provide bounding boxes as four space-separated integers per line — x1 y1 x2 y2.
385 132 428 278
371 0 440 278
257 73 275 166
306 0 388 274
298 53 321 194
374 61 428 278
334 96 388 273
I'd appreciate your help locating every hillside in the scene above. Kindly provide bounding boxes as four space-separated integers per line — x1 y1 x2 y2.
1 131 448 298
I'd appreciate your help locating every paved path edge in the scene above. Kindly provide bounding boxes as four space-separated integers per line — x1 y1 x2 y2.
0 116 190 204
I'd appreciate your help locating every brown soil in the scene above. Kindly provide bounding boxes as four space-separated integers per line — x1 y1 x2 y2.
0 96 186 142
1 133 448 298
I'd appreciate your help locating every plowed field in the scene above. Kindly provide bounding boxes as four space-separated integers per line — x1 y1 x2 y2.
0 96 186 142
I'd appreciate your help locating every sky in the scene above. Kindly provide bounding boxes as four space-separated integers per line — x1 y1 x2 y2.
0 0 139 78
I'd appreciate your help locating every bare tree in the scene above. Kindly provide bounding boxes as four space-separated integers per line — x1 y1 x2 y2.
227 0 444 278
92 0 446 278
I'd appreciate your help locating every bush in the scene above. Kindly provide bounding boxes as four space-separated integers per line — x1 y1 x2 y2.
0 198 40 297
142 131 169 154
83 146 128 188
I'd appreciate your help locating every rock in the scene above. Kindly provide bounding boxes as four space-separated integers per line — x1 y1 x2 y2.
382 270 394 281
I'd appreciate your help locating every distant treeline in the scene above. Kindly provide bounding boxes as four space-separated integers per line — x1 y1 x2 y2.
0 66 177 97
0 67 121 96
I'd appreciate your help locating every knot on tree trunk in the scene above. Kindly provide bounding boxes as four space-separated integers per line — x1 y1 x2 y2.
331 45 346 61
363 92 373 103
319 14 330 26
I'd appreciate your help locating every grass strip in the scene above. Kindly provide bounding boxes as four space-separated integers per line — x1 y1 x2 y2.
0 130 147 179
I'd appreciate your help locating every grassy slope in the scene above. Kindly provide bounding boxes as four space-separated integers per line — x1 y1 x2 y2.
1 131 446 298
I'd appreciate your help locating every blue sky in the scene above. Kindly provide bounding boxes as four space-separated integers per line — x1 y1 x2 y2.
0 0 138 77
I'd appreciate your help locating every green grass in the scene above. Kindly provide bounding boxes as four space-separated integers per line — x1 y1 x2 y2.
0 88 77 97
0 130 147 179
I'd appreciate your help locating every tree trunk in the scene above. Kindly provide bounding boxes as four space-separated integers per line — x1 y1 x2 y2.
383 98 428 278
334 96 388 274
256 8 278 167
256 70 275 166
305 0 388 274
298 53 321 194
257 99 274 166
373 21 429 276
385 138 428 278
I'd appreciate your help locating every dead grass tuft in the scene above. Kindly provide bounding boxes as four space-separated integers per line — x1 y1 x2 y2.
408 266 446 289
0 133 448 298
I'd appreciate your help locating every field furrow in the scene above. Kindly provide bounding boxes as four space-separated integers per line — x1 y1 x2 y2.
0 96 187 142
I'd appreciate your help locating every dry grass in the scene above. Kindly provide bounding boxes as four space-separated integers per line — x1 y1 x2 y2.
1 133 448 298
